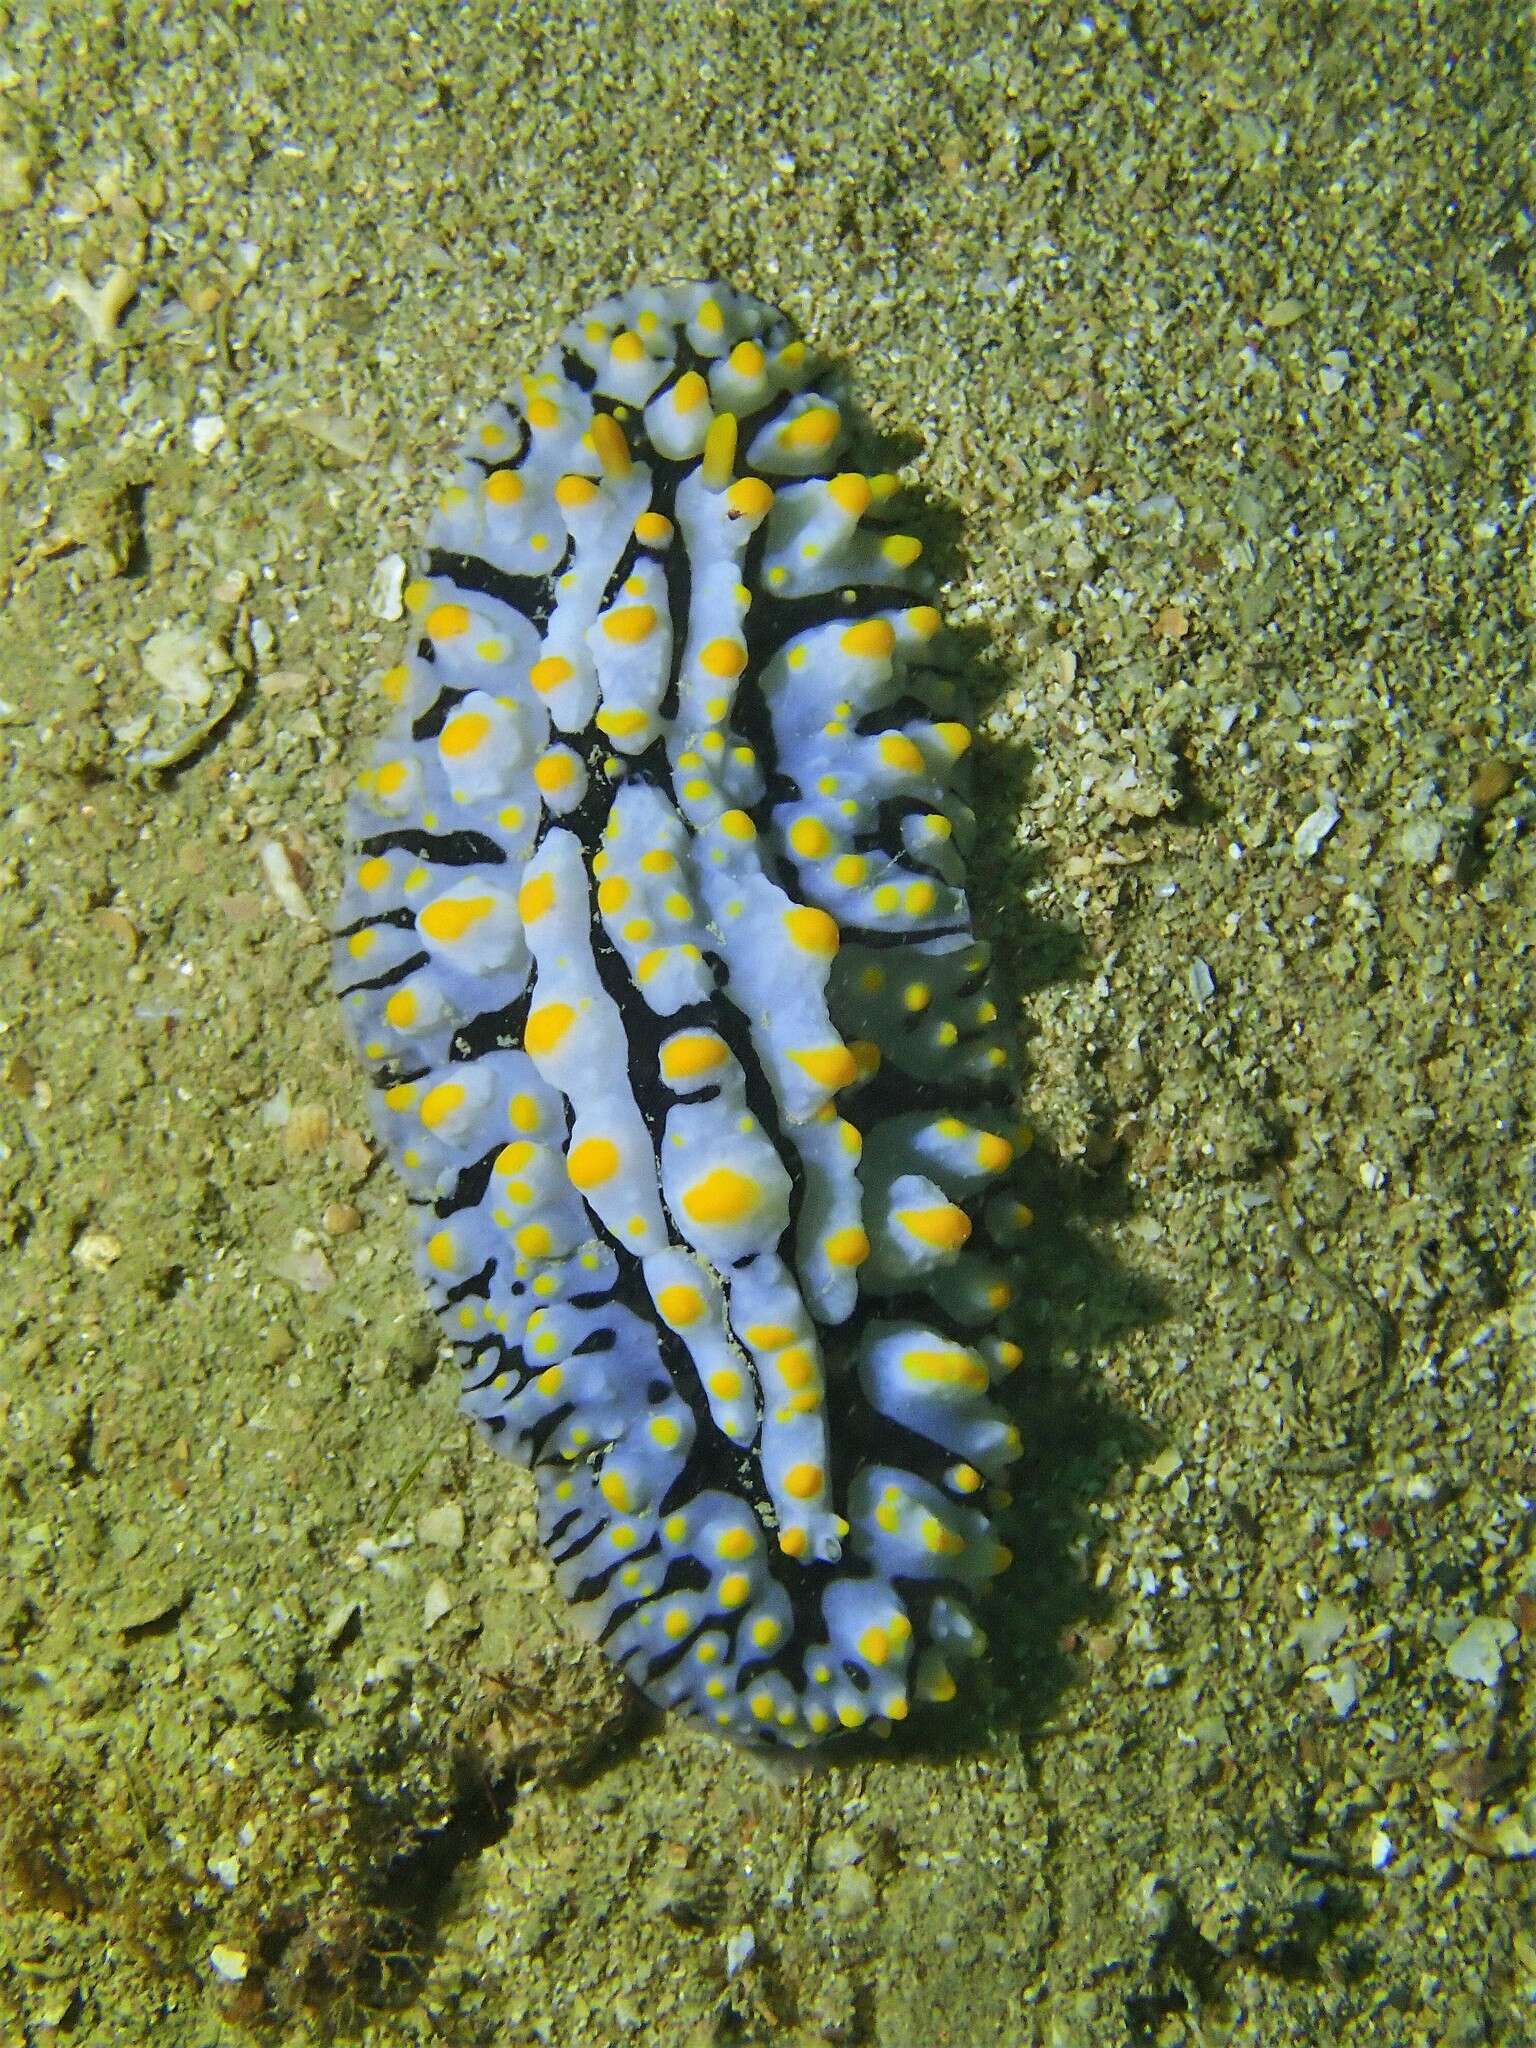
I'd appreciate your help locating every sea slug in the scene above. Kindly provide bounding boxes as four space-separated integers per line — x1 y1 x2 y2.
333 281 1033 1747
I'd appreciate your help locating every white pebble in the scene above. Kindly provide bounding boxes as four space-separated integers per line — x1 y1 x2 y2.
1445 1615 1516 1688
1293 797 1340 862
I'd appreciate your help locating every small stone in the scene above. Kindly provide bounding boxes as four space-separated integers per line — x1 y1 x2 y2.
1445 1615 1517 1687
71 1230 123 1273
1294 1599 1349 1662
209 1943 249 1983
418 1502 466 1551
281 1103 332 1158
422 1577 454 1628
321 1201 361 1236
369 552 407 621
724 1924 756 1975
1293 798 1340 862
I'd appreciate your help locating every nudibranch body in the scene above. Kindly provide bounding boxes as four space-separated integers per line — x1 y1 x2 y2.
334 281 1032 1747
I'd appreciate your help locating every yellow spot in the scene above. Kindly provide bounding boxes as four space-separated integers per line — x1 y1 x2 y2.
426 1230 457 1271
526 396 560 431
790 1045 859 1090
897 1204 973 1251
718 1573 751 1608
905 1346 988 1391
639 848 675 874
726 476 774 520
841 617 895 660
657 1283 705 1327
510 1092 541 1132
701 410 738 488
859 1626 891 1667
524 1003 576 1057
426 602 469 640
384 988 418 1029
907 603 942 637
882 533 924 567
789 816 832 859
438 711 488 760
779 404 839 451
783 905 840 957
515 1222 552 1258
933 721 972 756
873 884 900 914
600 1469 634 1511
903 981 932 1013
776 1347 816 1389
683 1168 760 1228
567 1136 619 1189
418 1081 467 1133
611 328 646 365
518 873 555 922
603 602 657 644
651 1414 682 1448
595 705 648 738
635 510 673 546
779 1526 807 1559
921 1514 967 1557
555 473 598 509
751 1617 782 1649
700 637 747 678
530 653 574 695
662 891 692 919
485 469 524 506
709 1368 743 1399
905 881 937 915
664 1606 692 1641
837 1702 868 1729
375 760 412 800
879 733 926 775
534 751 577 795
378 664 410 704
673 369 709 413
597 875 630 914
589 412 632 479
728 339 766 377
824 1226 870 1269
783 1462 823 1500
828 472 871 518
696 296 724 334
832 854 868 887
976 1132 1015 1172
536 1365 564 1397
660 1032 728 1082
718 808 756 841
346 930 376 960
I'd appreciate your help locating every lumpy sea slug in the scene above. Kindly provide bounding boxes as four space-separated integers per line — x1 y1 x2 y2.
334 282 1033 1748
